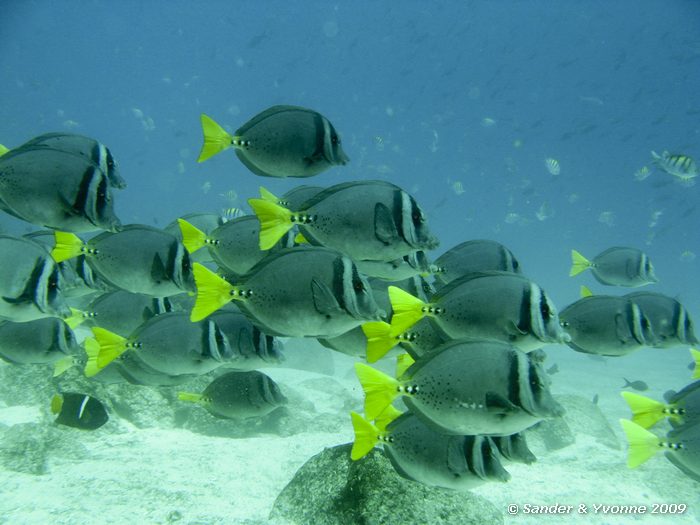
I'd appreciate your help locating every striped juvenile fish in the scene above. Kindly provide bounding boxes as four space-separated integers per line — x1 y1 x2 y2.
651 150 698 181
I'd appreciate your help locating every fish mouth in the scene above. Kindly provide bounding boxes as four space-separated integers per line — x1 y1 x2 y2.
558 331 572 344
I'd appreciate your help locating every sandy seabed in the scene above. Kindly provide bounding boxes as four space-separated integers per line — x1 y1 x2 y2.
1 340 698 525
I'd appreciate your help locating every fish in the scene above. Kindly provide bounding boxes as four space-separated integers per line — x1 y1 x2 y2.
570 247 658 287
621 418 700 482
189 246 382 339
248 180 439 261
197 106 349 178
177 215 294 276
18 132 126 189
622 378 649 391
178 370 286 419
490 433 537 464
386 271 569 352
0 235 70 322
651 150 699 182
0 144 121 232
0 318 79 374
544 158 561 175
350 411 511 490
624 292 698 348
51 392 109 430
77 290 174 336
622 380 700 429
432 240 521 287
208 309 285 369
84 311 237 377
592 394 599 405
51 225 195 297
355 339 564 436
634 166 651 181
559 295 656 356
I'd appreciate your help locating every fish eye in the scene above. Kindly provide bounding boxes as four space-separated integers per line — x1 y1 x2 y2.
353 280 365 293
540 300 551 319
331 134 340 145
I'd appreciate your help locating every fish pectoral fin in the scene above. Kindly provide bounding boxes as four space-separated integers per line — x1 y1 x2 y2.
374 203 399 245
508 321 529 336
311 278 342 316
485 392 519 414
614 313 633 343
150 253 168 282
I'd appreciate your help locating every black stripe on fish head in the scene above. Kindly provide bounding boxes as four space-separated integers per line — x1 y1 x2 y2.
72 164 97 220
203 320 232 361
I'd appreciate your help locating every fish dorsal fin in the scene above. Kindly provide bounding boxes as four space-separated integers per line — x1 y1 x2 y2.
374 202 399 245
310 278 341 316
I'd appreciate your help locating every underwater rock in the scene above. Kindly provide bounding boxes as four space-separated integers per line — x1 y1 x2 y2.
558 394 620 450
0 421 88 475
526 417 576 452
270 443 503 525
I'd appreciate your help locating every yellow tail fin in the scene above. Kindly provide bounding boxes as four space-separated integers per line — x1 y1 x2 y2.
259 186 280 203
64 307 88 329
580 285 593 298
51 231 85 263
691 348 700 380
0 144 9 156
350 411 381 460
52 356 75 377
294 232 309 244
83 337 101 378
374 405 402 432
197 114 233 162
621 392 667 429
92 326 129 369
620 419 660 468
388 286 427 333
191 263 238 322
569 249 591 277
50 394 63 414
178 218 207 254
247 197 294 250
177 392 204 403
362 321 397 363
395 353 415 378
355 362 401 420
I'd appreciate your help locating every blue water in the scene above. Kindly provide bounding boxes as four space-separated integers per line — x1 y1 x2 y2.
1 1 699 522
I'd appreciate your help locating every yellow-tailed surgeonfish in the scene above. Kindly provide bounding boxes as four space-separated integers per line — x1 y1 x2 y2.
197 105 348 178
570 247 657 287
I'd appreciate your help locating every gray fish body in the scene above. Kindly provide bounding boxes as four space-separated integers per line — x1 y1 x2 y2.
666 381 700 428
590 247 657 287
235 105 348 178
399 318 448 360
24 230 112 297
625 291 698 347
355 251 431 281
427 272 569 352
295 180 439 262
0 145 121 232
85 225 194 297
115 352 195 386
233 247 382 338
560 295 656 356
201 370 287 419
0 235 70 321
127 312 236 376
383 412 510 490
208 215 294 276
165 212 225 264
208 309 285 369
84 290 174 336
664 420 700 482
401 339 564 436
433 240 521 287
280 185 324 209
0 317 78 364
20 132 126 189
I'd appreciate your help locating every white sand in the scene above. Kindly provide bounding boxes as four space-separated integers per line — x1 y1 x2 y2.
1 342 698 525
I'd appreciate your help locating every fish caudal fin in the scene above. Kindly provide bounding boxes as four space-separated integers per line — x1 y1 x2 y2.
620 419 660 468
64 307 88 329
259 187 280 203
354 362 401 420
50 394 63 414
51 231 85 263
178 218 207 254
191 263 237 322
294 232 309 244
580 285 593 298
53 356 75 377
177 392 204 404
197 114 233 162
691 348 700 380
569 249 591 277
395 353 415 378
83 337 101 377
91 327 129 370
388 286 428 333
621 392 667 429
362 321 397 363
374 405 402 432
247 196 294 250
350 411 380 460
0 144 9 156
